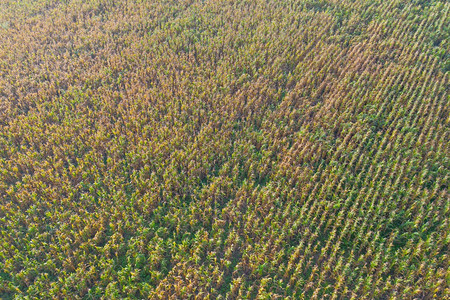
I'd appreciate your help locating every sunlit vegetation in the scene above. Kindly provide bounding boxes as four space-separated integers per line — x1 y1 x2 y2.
0 0 449 298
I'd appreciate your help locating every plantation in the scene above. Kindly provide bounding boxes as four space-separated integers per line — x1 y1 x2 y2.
0 0 449 298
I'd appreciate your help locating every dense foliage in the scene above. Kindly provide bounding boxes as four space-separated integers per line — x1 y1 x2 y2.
0 0 448 298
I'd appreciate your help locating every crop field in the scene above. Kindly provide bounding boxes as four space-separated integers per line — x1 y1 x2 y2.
0 0 449 299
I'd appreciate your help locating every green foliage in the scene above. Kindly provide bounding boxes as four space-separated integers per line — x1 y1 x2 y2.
0 0 448 299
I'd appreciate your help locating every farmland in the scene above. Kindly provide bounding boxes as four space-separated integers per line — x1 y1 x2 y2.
0 0 449 299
